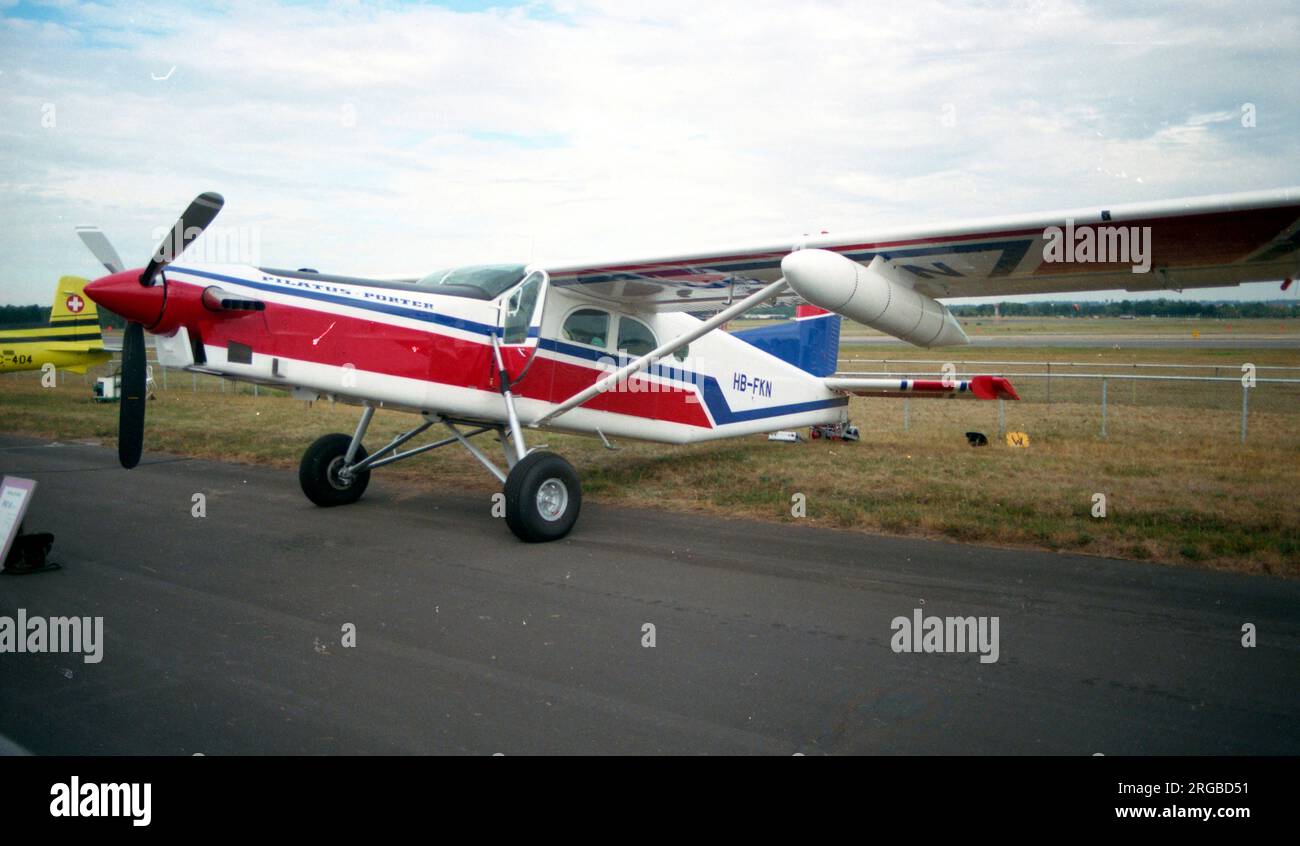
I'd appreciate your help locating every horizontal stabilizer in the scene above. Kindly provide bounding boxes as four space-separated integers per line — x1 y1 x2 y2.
824 375 1019 400
38 342 109 353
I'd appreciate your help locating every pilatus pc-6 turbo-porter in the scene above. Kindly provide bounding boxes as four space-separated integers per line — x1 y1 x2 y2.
78 189 1300 541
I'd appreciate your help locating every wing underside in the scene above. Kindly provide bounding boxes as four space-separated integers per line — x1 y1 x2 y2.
540 187 1300 312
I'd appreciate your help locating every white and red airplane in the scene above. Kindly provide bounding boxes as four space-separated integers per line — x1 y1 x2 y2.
78 188 1299 541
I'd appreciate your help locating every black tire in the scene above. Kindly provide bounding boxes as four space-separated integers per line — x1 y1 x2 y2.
299 433 370 507
503 451 581 542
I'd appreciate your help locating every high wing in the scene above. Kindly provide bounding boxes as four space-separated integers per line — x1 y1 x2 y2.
541 187 1300 311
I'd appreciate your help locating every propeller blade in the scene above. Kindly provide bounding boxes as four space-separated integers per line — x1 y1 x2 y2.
118 321 146 469
140 191 224 286
75 226 125 274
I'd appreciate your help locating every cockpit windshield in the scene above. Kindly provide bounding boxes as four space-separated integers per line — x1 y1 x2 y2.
415 264 528 299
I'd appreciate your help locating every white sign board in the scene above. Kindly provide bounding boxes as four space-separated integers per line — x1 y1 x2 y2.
0 476 37 566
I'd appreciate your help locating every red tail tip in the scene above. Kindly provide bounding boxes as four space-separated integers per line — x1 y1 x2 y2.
971 375 1020 401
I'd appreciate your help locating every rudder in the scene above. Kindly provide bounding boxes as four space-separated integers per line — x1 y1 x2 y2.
731 305 841 377
48 276 103 348
50 276 97 321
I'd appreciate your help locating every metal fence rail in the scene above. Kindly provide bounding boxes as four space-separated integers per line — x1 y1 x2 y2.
60 356 1300 445
839 358 1300 410
835 367 1300 443
67 359 277 397
840 357 1300 374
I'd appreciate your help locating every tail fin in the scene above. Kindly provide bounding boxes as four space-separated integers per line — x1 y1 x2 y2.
732 305 841 376
50 276 96 320
49 276 103 346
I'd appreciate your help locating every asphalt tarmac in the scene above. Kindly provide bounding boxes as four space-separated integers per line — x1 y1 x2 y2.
1 435 1297 755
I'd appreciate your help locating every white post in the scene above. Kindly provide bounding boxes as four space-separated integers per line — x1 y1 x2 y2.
1241 382 1249 444
1100 378 1108 438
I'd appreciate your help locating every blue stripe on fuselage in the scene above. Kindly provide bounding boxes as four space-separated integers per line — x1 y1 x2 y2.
538 338 847 425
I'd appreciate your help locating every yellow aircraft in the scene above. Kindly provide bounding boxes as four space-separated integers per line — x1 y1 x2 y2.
0 276 113 374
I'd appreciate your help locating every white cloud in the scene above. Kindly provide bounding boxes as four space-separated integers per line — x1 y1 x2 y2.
1 0 1298 304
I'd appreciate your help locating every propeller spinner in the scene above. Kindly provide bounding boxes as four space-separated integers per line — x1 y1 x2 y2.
81 192 224 469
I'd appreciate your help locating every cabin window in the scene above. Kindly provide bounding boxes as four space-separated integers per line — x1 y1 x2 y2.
561 308 610 349
617 316 657 357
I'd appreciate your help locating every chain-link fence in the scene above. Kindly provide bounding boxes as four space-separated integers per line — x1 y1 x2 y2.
838 358 1300 443
52 355 1300 443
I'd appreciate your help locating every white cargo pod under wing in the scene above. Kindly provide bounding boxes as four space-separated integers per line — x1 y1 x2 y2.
782 249 970 348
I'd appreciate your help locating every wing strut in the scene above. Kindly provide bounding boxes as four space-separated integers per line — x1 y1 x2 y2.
532 277 789 427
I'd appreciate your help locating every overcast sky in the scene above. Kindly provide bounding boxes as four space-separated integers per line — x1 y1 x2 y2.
2 0 1299 306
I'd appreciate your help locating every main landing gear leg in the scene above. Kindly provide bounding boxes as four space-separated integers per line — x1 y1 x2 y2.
491 336 581 542
296 400 582 542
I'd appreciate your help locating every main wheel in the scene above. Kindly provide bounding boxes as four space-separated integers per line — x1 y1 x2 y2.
299 433 370 507
503 451 581 542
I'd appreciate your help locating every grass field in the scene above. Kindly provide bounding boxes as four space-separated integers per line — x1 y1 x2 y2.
3 320 1298 578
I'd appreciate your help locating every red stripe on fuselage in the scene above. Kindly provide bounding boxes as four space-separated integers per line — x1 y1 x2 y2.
524 353 711 427
187 287 713 427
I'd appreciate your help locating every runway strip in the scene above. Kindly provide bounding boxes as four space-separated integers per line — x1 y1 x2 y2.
2 434 1297 754
843 333 1300 348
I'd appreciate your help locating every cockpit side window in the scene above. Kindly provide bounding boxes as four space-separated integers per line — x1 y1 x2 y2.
562 308 610 349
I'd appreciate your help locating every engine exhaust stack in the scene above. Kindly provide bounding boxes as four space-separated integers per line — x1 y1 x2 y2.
782 249 970 348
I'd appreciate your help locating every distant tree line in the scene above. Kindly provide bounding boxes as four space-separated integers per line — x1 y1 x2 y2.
744 299 1300 321
0 304 127 328
0 304 46 326
952 299 1300 319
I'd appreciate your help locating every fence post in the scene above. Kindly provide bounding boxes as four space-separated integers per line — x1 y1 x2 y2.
1241 382 1249 444
1046 362 1051 403
998 398 1005 437
1100 378 1108 438
903 398 910 432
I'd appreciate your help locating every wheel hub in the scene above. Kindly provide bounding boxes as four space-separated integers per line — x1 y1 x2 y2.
536 478 568 521
326 456 354 490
